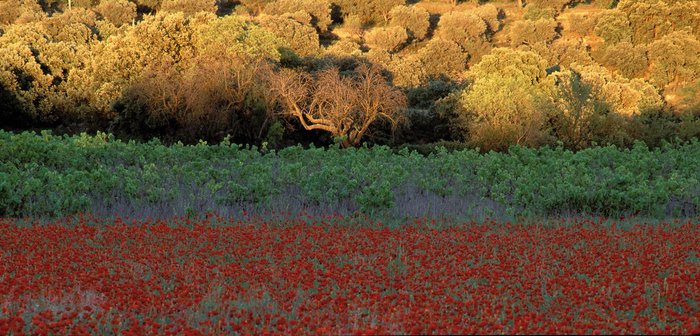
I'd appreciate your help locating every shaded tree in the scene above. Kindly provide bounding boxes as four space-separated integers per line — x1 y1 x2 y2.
545 70 611 149
0 12 96 124
0 42 55 123
573 62 664 116
647 30 700 88
113 56 275 142
678 79 700 114
0 79 33 129
417 38 467 80
131 0 161 14
600 42 647 79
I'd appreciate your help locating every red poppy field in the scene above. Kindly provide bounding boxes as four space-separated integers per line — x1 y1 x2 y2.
1 214 699 335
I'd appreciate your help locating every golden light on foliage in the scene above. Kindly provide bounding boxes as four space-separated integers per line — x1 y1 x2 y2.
0 0 699 149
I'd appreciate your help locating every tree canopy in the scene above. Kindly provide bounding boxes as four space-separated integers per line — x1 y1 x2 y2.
1 0 699 150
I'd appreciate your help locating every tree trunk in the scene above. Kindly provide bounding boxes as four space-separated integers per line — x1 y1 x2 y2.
340 138 353 148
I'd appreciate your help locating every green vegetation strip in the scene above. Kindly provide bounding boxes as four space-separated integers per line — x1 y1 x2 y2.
1 130 699 219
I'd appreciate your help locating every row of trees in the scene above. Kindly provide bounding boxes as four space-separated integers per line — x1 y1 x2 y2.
1 0 699 151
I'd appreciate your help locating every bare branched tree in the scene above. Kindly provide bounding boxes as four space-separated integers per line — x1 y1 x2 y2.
269 64 407 147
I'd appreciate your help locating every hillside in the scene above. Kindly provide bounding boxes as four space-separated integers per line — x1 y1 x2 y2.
0 0 699 150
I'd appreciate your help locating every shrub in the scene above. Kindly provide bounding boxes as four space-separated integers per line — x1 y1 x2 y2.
364 26 408 53
363 49 392 67
523 6 557 21
473 4 502 34
545 70 611 150
509 18 559 47
388 5 430 41
417 38 467 80
572 63 664 117
388 55 425 87
458 48 554 151
95 0 137 26
263 0 332 32
257 14 320 57
238 0 274 15
567 12 598 36
435 11 488 50
325 39 361 57
334 0 405 26
600 42 648 79
594 9 632 45
647 31 700 88
617 0 672 44
543 38 594 68
0 0 21 25
160 0 217 15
